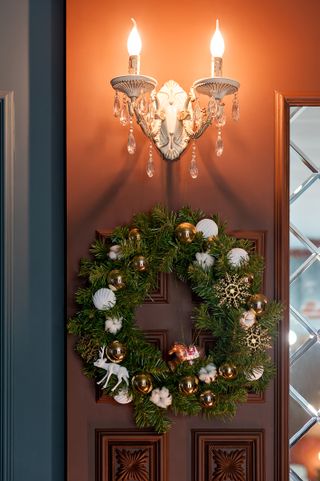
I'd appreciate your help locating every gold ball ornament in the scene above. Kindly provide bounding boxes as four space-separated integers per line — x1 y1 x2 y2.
175 222 197 244
248 294 268 316
131 373 153 394
133 255 149 272
107 269 125 291
178 375 199 395
218 363 238 380
200 390 216 408
106 340 127 363
129 227 141 242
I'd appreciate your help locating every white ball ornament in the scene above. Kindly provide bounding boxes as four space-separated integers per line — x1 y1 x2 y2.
239 309 256 330
196 219 219 239
228 248 249 267
195 252 215 270
113 388 133 404
92 288 116 311
246 367 264 381
105 317 123 334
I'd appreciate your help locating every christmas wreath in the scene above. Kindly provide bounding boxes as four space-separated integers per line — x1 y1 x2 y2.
68 205 281 433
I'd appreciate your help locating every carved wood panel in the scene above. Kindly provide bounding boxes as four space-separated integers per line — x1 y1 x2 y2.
192 429 264 481
95 429 167 481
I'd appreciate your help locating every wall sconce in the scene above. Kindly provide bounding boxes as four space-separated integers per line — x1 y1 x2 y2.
111 19 240 178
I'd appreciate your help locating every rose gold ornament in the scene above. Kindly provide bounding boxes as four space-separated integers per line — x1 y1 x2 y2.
132 373 153 394
179 375 199 395
200 390 216 408
106 340 127 363
133 255 149 272
218 363 237 380
247 294 268 316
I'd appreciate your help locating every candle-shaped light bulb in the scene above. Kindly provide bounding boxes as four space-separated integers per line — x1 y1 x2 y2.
127 18 142 74
210 19 225 77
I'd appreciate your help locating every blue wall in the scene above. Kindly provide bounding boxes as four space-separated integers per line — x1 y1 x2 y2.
0 1 65 480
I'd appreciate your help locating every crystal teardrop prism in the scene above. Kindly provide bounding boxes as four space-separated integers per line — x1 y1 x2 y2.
215 130 224 157
215 102 226 127
193 101 202 131
113 91 121 118
207 97 217 118
189 141 198 179
138 92 147 115
232 93 240 121
120 99 128 126
146 142 155 177
127 131 136 155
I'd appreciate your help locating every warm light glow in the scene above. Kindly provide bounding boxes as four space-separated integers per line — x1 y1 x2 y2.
289 329 297 346
318 451 320 462
127 18 142 56
210 19 225 58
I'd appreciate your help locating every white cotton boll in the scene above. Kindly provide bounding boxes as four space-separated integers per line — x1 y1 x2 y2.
105 317 123 334
108 245 122 260
150 387 172 409
196 219 219 238
199 363 217 383
92 288 116 310
195 252 215 270
227 248 249 267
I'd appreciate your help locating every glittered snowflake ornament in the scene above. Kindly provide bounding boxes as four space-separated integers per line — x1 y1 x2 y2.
245 325 272 352
214 273 250 309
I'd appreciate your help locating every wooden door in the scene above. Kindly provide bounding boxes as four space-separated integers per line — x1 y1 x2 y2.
66 1 288 480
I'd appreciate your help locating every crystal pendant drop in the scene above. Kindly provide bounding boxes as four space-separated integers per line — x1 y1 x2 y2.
138 91 147 115
232 93 240 121
113 91 121 118
146 142 155 178
127 120 136 155
189 141 198 179
193 101 202 131
120 98 128 126
215 130 224 157
207 97 217 118
215 102 226 127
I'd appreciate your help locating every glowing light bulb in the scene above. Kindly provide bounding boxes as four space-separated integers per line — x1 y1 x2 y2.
210 19 225 77
210 19 225 58
127 18 142 56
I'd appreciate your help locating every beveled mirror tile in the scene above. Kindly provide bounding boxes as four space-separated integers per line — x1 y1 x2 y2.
290 342 320 411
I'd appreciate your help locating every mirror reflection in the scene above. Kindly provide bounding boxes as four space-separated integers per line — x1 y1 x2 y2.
289 106 320 481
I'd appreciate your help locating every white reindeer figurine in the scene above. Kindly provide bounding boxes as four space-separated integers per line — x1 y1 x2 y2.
93 346 129 392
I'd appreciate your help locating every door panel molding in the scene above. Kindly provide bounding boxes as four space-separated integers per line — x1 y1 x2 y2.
274 91 320 481
0 90 14 481
192 429 264 481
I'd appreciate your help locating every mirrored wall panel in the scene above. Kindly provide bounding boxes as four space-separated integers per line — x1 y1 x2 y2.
289 106 320 481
